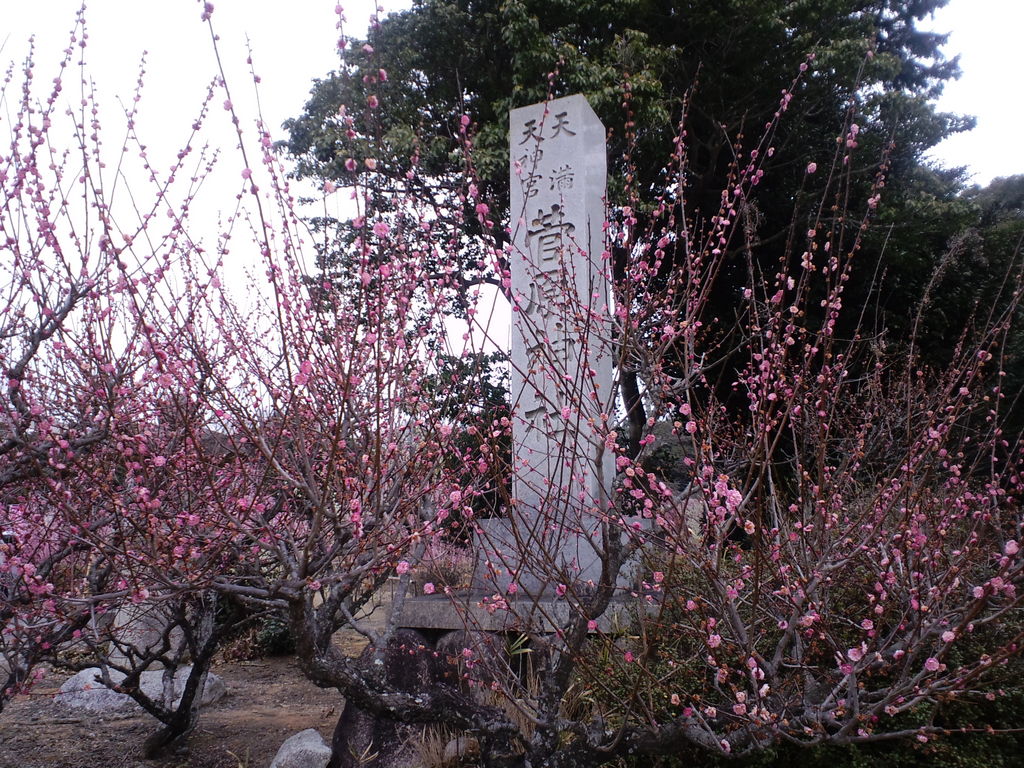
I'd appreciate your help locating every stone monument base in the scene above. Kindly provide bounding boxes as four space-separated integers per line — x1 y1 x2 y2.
397 591 639 634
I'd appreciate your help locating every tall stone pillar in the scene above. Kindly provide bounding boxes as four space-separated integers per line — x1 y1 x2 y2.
476 95 613 596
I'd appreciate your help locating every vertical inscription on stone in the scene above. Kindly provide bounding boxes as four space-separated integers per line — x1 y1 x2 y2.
505 94 612 584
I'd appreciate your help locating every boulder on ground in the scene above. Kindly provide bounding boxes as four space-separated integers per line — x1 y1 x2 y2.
443 735 481 764
54 666 225 716
106 601 187 668
269 729 331 768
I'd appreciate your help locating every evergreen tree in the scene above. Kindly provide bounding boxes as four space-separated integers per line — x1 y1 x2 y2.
284 0 989 449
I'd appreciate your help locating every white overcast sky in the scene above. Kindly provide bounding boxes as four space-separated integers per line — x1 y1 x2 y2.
1 0 1020 208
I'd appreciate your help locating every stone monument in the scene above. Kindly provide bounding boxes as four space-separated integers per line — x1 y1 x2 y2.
474 94 614 596
399 95 623 630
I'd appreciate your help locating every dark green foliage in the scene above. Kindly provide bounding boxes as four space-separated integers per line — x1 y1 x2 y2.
420 352 511 528
218 600 297 660
282 0 1006 399
286 0 966 222
254 613 297 656
587 556 1024 768
652 674 1024 768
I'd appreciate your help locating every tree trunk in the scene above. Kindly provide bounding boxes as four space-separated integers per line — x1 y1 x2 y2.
143 593 219 758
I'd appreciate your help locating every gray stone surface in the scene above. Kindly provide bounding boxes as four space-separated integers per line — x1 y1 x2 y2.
495 94 613 597
443 735 480 764
397 592 638 633
508 93 612 509
473 515 617 595
54 666 225 716
269 729 331 768
106 601 186 668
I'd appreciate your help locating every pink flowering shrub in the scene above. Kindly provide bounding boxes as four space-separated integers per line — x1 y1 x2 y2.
418 538 474 593
418 72 1024 763
0 8 1021 767
0 8 480 747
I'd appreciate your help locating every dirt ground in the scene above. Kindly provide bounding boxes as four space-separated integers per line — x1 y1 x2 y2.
0 634 371 768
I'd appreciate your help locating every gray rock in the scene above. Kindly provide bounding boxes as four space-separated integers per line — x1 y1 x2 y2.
54 666 225 716
106 601 187 669
54 668 140 716
443 735 480 764
269 729 331 768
